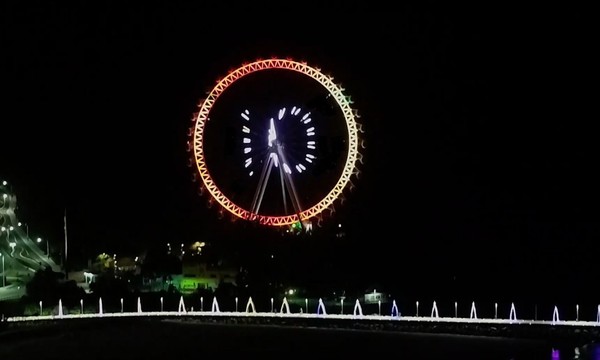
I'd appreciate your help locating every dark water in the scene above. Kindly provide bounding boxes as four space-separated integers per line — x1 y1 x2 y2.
0 318 597 359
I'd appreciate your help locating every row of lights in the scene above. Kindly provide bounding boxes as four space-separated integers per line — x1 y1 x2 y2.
2 180 11 288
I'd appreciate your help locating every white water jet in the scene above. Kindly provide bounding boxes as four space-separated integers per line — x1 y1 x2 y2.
494 302 498 319
391 300 400 317
317 298 327 315
509 302 517 321
58 299 63 317
280 297 291 314
469 301 477 319
245 297 256 313
178 296 187 313
137 297 142 313
596 304 600 323
211 296 220 312
431 301 439 318
454 302 458 318
552 305 560 323
353 299 363 316
99 298 103 315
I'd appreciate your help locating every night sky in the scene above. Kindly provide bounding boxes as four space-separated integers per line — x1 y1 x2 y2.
2 4 596 302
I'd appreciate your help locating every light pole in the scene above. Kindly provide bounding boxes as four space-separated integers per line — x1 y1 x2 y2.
18 222 28 238
37 237 49 256
3 226 16 256
2 226 14 241
1 253 5 287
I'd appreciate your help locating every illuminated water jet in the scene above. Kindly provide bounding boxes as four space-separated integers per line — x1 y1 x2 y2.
245 297 256 313
353 299 363 316
317 298 327 315
469 301 477 319
280 297 291 314
431 301 439 318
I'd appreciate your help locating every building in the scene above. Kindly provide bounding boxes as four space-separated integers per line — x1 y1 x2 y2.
174 256 238 294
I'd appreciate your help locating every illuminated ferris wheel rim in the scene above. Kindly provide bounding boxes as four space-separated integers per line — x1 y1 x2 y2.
192 58 361 226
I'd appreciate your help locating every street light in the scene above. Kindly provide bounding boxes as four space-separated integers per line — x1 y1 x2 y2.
18 222 28 238
2 226 14 241
37 237 49 256
1 253 5 287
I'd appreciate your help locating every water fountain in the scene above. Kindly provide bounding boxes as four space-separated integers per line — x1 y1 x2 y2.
99 297 103 315
280 297 291 314
245 297 256 313
178 296 187 313
353 299 363 316
509 302 517 321
390 300 400 317
430 301 439 318
494 302 498 319
552 305 560 323
137 296 142 313
469 301 477 319
317 298 327 315
58 299 63 317
454 301 458 318
211 296 220 312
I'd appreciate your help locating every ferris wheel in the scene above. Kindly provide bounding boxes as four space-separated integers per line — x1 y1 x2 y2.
188 58 363 228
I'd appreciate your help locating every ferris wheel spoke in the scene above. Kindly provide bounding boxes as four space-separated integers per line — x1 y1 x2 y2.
276 146 303 219
250 152 275 215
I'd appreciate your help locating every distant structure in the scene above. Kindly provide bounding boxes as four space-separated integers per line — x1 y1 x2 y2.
1 180 60 289
188 58 364 231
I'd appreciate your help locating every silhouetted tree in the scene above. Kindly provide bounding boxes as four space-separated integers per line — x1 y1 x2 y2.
25 267 85 307
25 267 64 303
89 273 130 298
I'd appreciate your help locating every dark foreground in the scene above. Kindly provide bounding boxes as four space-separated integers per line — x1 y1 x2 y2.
0 317 567 360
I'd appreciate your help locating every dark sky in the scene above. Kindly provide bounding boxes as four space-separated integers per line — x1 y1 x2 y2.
1 4 597 300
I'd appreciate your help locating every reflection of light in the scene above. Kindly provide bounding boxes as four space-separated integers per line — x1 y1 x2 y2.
592 343 600 360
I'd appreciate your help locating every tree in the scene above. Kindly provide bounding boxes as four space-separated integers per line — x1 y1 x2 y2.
25 267 85 308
